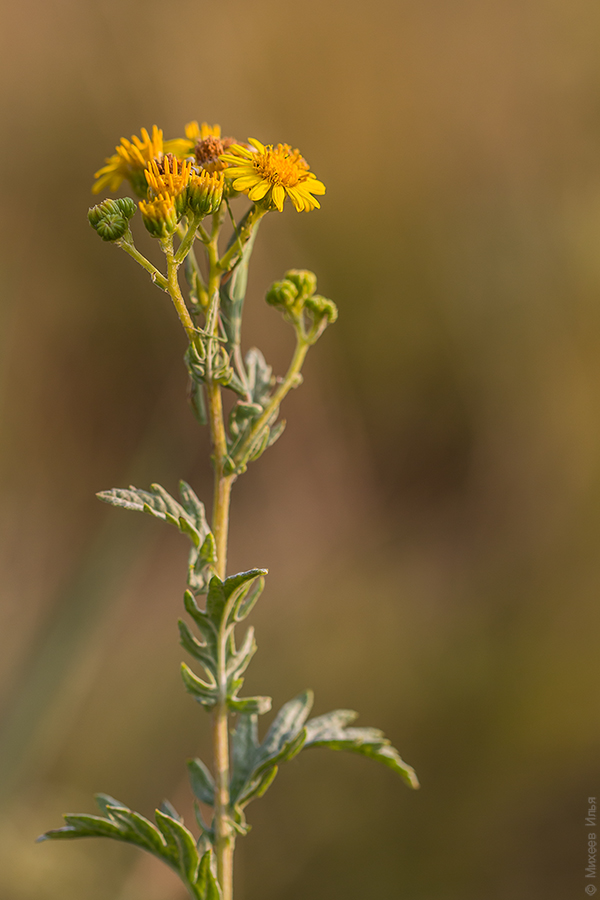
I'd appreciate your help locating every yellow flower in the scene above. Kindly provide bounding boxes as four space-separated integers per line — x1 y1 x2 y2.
93 126 165 196
138 194 179 238
187 170 225 218
162 122 224 162
219 139 326 212
145 155 192 216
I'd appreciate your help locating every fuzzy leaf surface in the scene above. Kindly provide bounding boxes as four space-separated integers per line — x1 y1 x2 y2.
303 709 419 789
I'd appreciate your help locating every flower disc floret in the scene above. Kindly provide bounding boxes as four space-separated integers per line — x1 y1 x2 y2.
220 139 326 212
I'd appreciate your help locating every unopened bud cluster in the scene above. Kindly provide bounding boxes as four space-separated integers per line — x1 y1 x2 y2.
266 269 337 339
88 197 136 242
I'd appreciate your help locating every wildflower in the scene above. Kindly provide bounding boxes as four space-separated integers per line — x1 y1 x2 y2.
187 170 225 218
220 139 326 212
193 123 238 174
93 126 166 197
145 155 192 216
138 194 179 239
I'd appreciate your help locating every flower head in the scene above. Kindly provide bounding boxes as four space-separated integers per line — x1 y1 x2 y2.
187 170 225 218
220 139 326 212
138 194 179 239
93 125 197 197
145 154 192 216
93 126 165 197
192 123 239 174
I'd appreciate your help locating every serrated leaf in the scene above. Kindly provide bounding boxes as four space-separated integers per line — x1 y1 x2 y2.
233 576 265 622
183 591 217 642
230 714 259 802
94 793 126 818
226 627 256 681
199 532 217 565
181 663 217 708
106 806 166 855
245 347 273 407
229 691 311 808
266 419 286 448
179 481 209 532
223 569 267 624
159 799 182 822
304 711 419 789
38 814 125 842
187 758 215 806
155 810 200 883
178 620 217 677
205 576 227 624
255 690 313 768
227 695 272 715
97 484 201 545
236 764 279 809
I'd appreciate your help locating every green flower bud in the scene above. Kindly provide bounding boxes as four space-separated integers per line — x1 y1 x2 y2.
265 279 298 310
113 197 137 219
304 294 338 324
88 199 134 241
187 170 225 218
284 269 317 300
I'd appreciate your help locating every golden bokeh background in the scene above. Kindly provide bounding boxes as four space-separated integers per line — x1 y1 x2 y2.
1 1 600 897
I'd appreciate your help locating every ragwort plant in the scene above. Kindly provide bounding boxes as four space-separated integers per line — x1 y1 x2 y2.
39 121 419 900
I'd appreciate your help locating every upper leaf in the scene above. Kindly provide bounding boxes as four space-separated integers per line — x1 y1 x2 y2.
303 709 419 789
97 481 216 594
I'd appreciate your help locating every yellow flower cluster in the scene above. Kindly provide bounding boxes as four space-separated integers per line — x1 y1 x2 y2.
92 122 326 215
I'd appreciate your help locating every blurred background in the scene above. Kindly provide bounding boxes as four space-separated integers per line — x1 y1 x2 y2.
1 0 599 897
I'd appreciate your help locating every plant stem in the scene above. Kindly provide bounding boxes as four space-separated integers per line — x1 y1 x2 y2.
164 238 197 343
118 236 169 291
204 215 236 900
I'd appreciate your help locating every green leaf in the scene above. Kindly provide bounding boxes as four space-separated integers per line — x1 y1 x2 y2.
97 484 208 549
227 695 272 715
178 620 217 678
223 569 268 624
154 810 200 883
245 347 273 407
106 806 166 855
205 569 267 629
94 793 126 817
38 814 125 842
181 663 217 709
226 626 257 682
230 713 260 802
303 710 419 789
229 691 312 808
233 576 265 622
195 850 222 900
187 758 215 806
254 690 313 770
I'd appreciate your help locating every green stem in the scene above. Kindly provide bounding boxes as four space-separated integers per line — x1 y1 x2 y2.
163 238 197 343
232 333 309 470
118 235 168 291
217 206 267 272
203 214 236 900
174 215 202 265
